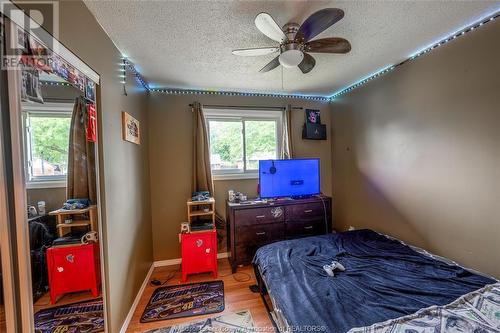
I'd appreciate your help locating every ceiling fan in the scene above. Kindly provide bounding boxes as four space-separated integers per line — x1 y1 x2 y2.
232 8 351 74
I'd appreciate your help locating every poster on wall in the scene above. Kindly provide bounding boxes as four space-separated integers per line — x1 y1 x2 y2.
85 79 96 102
15 27 98 98
122 112 140 145
50 54 70 81
305 109 321 124
21 68 44 103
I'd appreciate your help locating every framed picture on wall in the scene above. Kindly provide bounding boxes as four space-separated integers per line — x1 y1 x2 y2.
122 112 141 144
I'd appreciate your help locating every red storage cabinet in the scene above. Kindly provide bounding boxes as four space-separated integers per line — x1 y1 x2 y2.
181 230 218 282
46 243 101 304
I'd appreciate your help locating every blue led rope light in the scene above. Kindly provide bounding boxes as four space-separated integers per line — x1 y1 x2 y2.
148 87 329 101
329 11 499 100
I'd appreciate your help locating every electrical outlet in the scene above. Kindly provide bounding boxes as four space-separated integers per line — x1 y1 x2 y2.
348 226 355 231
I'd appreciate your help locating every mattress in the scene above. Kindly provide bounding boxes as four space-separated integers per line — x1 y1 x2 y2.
253 229 496 333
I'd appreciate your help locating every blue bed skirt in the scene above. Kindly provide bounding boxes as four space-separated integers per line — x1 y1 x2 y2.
253 229 495 333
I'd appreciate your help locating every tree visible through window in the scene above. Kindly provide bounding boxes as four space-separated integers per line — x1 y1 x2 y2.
22 105 73 184
206 110 281 176
29 116 71 177
245 120 277 170
208 120 243 171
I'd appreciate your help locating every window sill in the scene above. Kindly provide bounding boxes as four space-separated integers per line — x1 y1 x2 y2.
212 173 259 181
26 180 67 189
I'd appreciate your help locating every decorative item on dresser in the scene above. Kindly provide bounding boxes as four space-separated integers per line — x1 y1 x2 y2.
226 195 332 273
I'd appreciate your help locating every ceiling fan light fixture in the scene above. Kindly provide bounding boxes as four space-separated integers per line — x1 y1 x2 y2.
234 9 350 73
279 49 304 68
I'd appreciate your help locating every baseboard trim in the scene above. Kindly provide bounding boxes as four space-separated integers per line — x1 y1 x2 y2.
119 263 155 333
154 252 229 268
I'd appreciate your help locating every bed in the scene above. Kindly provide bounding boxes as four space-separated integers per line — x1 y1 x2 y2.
252 229 499 333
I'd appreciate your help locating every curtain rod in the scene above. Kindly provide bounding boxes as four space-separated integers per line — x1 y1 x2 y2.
188 104 303 111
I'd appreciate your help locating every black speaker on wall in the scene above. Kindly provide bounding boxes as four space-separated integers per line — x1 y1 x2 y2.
302 123 327 140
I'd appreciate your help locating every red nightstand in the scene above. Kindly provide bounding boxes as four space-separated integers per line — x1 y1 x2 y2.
46 243 101 304
181 230 218 282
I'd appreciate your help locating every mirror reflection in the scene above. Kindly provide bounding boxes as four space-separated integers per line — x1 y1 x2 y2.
25 72 104 332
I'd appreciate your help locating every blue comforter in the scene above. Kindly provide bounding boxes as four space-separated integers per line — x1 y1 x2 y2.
253 229 496 333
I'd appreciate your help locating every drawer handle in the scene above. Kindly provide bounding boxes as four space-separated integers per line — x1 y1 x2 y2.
256 232 266 236
256 215 266 219
304 226 313 230
304 209 313 213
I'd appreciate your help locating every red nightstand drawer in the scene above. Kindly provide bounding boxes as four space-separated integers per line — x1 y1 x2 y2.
46 243 100 304
181 230 218 282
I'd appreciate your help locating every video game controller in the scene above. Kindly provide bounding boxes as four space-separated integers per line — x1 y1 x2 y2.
323 260 345 277
323 264 335 277
331 261 345 272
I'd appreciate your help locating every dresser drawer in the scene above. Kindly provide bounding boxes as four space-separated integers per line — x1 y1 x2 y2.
286 202 325 221
286 220 326 239
235 223 284 262
234 206 284 226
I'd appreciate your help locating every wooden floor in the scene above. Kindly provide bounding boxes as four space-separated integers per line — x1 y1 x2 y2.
126 258 275 332
34 290 101 313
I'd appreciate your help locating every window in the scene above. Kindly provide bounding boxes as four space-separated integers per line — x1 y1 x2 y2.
22 103 73 188
205 109 282 179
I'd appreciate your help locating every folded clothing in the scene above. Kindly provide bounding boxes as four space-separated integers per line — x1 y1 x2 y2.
62 198 91 210
191 191 210 201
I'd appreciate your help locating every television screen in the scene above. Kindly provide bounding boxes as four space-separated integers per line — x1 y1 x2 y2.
259 159 320 198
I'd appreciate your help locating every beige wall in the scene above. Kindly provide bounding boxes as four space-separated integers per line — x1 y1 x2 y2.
27 188 65 213
331 19 500 278
148 94 332 260
36 1 154 331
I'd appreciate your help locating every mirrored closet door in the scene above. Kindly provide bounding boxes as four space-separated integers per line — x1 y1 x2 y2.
23 77 104 332
1 17 19 333
1 10 107 332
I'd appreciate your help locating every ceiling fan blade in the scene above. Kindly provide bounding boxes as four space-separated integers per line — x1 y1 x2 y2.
259 55 281 73
296 8 344 42
305 37 351 54
232 47 279 56
255 12 287 43
298 53 316 74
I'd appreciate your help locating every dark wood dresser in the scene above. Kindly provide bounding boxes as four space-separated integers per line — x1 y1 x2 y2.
226 196 332 273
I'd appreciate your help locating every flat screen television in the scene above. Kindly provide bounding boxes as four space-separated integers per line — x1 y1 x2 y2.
259 158 320 198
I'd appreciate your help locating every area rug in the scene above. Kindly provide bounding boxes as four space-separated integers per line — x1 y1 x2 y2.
143 310 255 333
141 280 225 323
34 298 104 333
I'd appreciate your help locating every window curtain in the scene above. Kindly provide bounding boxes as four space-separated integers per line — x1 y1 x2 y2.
66 97 96 203
281 104 293 159
192 102 213 194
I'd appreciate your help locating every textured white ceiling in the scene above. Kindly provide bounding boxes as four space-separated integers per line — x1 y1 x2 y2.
83 0 498 96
